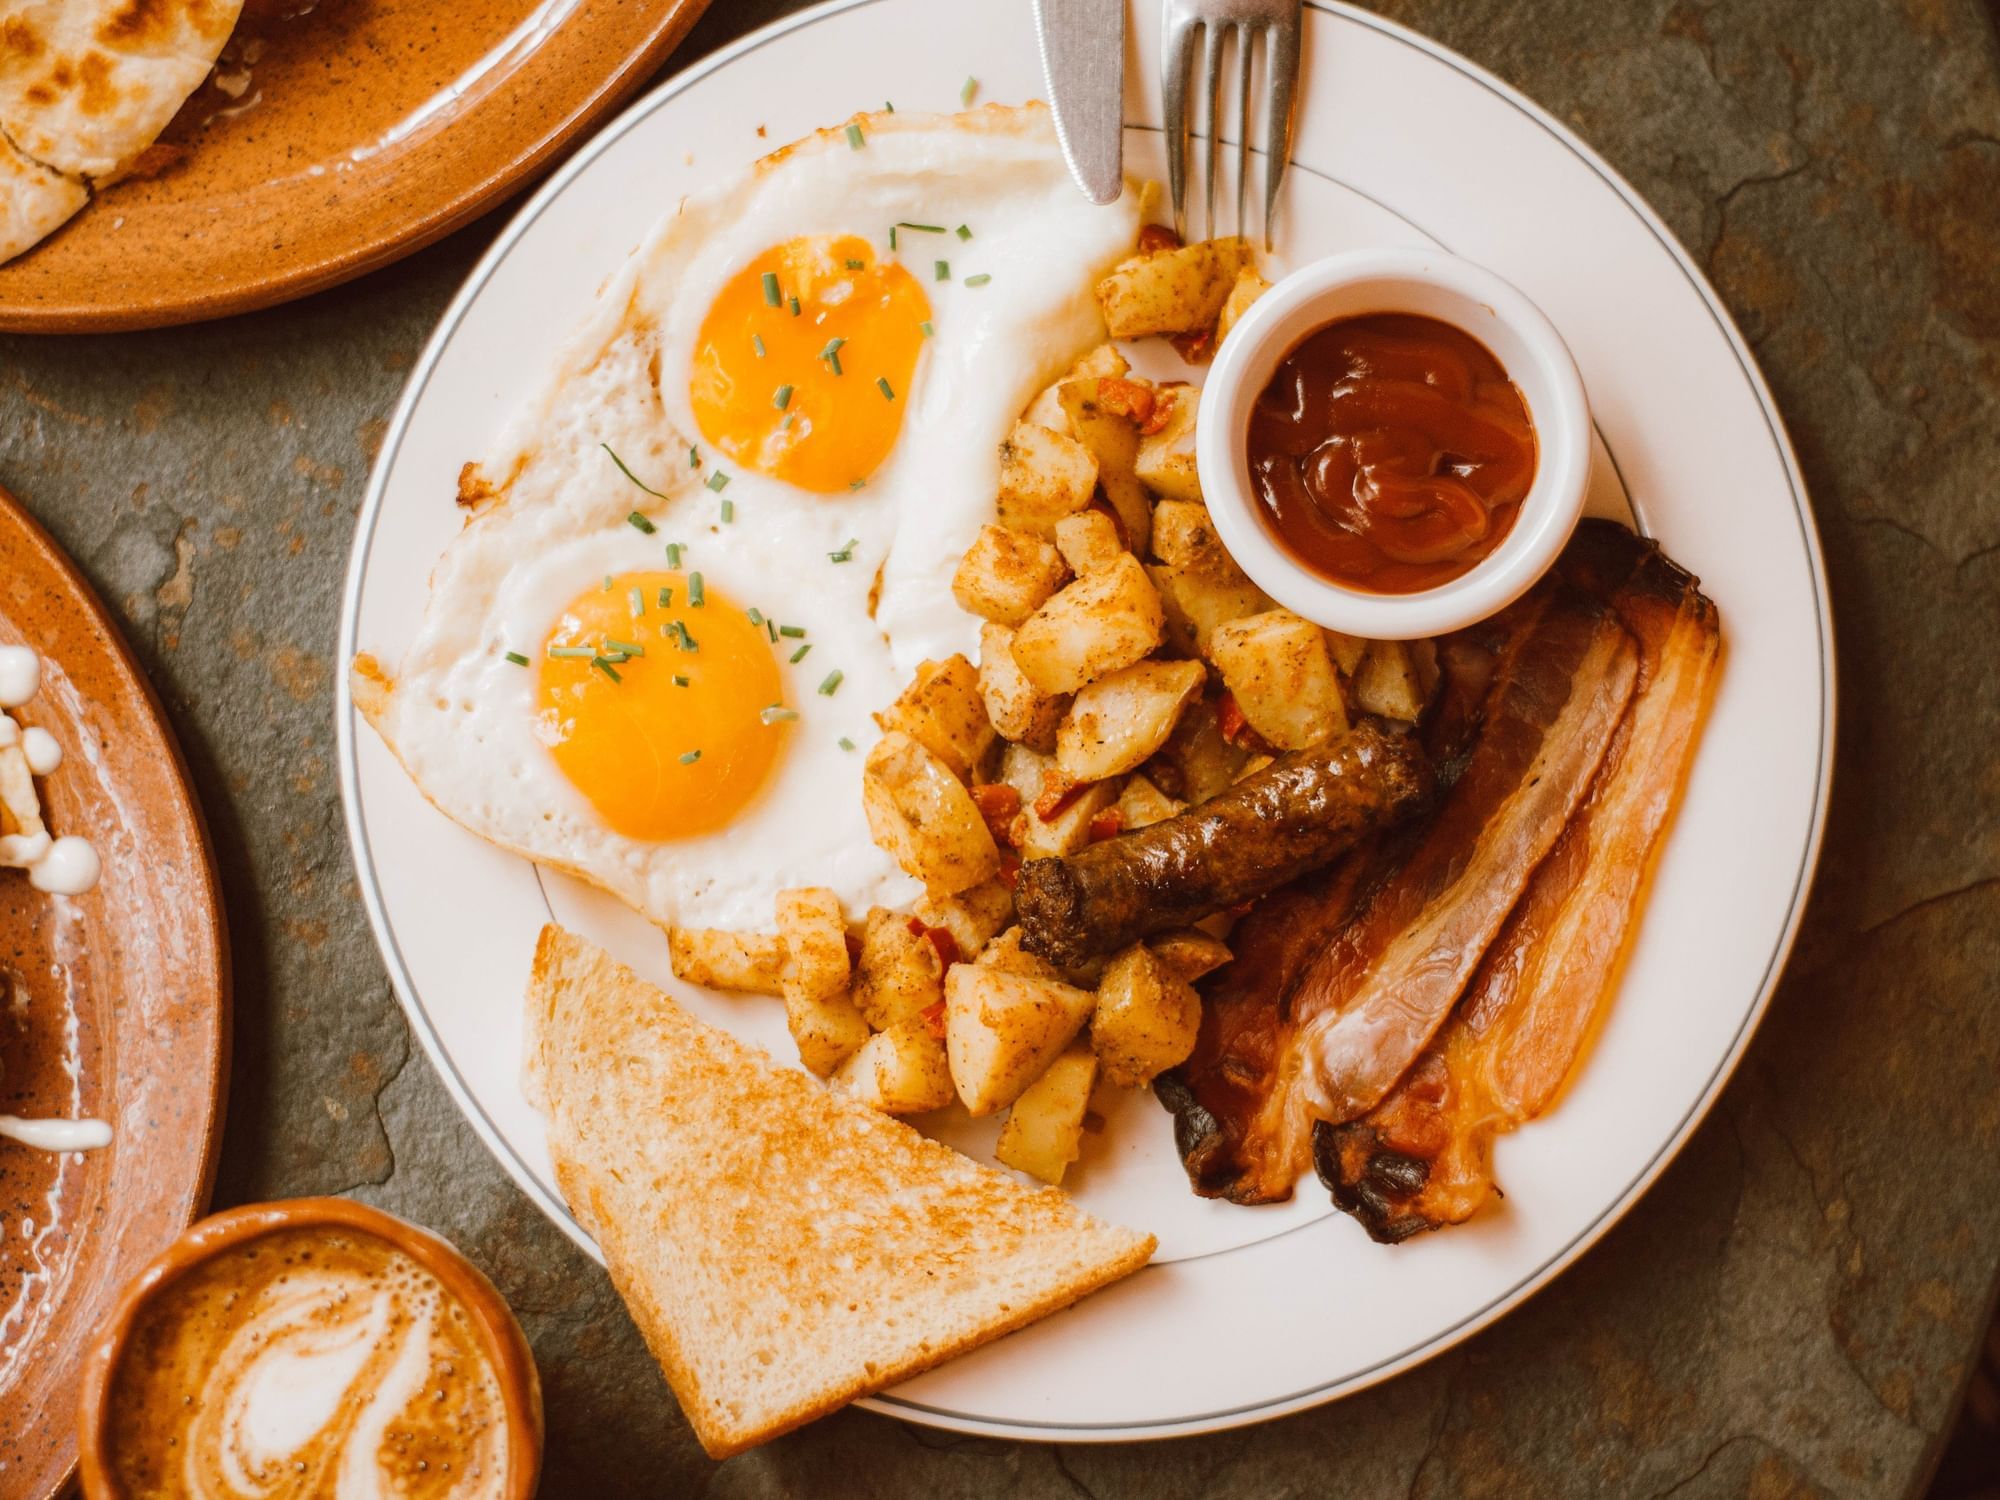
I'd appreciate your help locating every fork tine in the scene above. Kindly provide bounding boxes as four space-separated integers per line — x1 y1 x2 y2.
1262 5 1302 249
1201 22 1224 241
1162 7 1197 239
1234 23 1253 239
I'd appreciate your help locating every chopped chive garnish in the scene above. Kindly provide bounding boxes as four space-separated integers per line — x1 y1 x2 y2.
548 645 594 659
688 445 700 468
674 622 699 652
680 749 702 764
920 319 935 337
665 542 683 568
845 258 865 270
964 273 992 287
789 642 812 663
829 538 858 561
752 333 766 358
761 271 781 305
773 384 793 409
767 619 778 643
961 76 978 106
504 651 529 667
689 572 705 607
672 674 690 687
848 479 865 491
602 443 667 498
761 706 799 724
627 510 657 535
592 657 623 683
720 498 735 523
789 295 801 317
818 670 845 696
778 624 805 639
747 607 765 626
889 225 898 251
838 735 856 751
779 413 795 432
956 224 972 241
604 637 645 657
897 221 946 234
885 100 895 112
628 586 645 618
706 471 730 492
846 123 865 149
934 259 950 280
602 574 612 591
657 586 672 608
877 376 896 400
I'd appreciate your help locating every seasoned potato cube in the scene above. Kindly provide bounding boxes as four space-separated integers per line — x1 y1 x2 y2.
786 987 873 1078
1013 775 1121 861
914 879 1015 961
1134 387 1202 502
998 740 1056 806
1150 500 1233 576
1054 509 1125 577
1148 928 1233 983
1095 237 1255 339
1148 562 1270 658
1214 266 1271 346
1022 344 1132 434
1010 554 1165 696
1351 639 1425 722
1090 943 1201 1087
996 421 1098 539
1116 774 1184 830
852 907 945 1030
944 962 1096 1115
1146 694 1249 805
668 927 784 995
976 622 1065 751
1323 628 1368 677
1408 637 1441 704
952 525 1067 626
874 654 994 781
996 1045 1098 1184
1056 658 1207 782
975 925 1064 982
1058 376 1155 555
1207 610 1350 750
776 887 850 1004
862 731 1002 895
833 1019 955 1113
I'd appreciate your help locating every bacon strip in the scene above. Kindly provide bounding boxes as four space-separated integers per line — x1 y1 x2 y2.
1316 523 1721 1240
1165 576 1639 1203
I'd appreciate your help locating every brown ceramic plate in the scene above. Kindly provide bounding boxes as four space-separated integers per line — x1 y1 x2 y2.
0 0 714 334
0 485 229 1499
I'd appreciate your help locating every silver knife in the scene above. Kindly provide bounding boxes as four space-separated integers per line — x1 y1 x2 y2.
1032 0 1125 204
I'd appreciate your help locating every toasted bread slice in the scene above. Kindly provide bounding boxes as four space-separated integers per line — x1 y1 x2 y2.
525 925 1155 1458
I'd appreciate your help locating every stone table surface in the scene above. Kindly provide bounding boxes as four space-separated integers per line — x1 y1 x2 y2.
5 0 1998 1494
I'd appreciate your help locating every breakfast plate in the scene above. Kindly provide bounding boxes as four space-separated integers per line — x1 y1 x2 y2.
0 0 713 333
0 486 229 1499
339 0 1832 1441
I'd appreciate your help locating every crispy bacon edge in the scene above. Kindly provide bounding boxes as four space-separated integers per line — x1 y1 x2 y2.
1314 523 1722 1241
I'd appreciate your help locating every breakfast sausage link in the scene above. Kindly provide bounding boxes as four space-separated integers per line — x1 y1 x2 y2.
1014 722 1434 967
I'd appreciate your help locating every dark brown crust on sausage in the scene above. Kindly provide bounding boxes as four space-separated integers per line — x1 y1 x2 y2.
1013 722 1434 967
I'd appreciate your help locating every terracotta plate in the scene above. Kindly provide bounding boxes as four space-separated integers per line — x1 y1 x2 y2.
0 486 229 1499
0 0 714 333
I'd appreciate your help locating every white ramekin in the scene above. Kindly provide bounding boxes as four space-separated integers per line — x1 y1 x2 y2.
1194 247 1590 640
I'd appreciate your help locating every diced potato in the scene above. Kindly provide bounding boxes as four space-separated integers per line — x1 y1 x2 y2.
874 654 994 781
1234 753 1276 781
1148 500 1231 575
1149 561 1270 658
776 887 850 1004
1058 376 1155 555
1053 509 1125 577
1056 658 1207 782
1408 637 1441 704
1351 639 1425 722
997 740 1056 806
996 421 1098 539
976 623 1065 751
1145 694 1249 805
833 1019 955 1114
1009 554 1165 696
1116 774 1184 830
914 879 1015 961
852 906 945 1030
1012 775 1121 861
1148 928 1232 983
995 1045 1098 1184
862 731 1002 895
952 525 1067 626
1095 237 1256 339
975 925 1063 982
1323 628 1368 677
668 927 784 995
944 962 1096 1115
1090 943 1201 1087
1134 387 1202 502
1207 610 1350 750
785 987 872 1077
1214 266 1271 346
1022 344 1132 434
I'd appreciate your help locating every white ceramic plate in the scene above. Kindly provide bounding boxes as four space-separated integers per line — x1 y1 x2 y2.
339 0 1831 1442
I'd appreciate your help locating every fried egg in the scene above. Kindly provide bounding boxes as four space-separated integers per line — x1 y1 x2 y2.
354 105 1139 930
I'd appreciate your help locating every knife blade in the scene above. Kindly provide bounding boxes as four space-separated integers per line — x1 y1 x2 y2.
1031 0 1126 205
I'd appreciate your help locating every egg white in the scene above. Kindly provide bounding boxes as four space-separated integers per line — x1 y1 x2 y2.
359 104 1140 931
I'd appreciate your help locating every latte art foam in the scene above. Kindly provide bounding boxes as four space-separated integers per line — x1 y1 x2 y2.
107 1228 512 1499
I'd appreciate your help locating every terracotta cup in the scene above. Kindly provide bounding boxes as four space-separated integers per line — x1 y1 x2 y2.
74 1197 543 1498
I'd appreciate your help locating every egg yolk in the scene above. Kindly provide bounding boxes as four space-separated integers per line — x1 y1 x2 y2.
537 571 786 841
690 234 931 493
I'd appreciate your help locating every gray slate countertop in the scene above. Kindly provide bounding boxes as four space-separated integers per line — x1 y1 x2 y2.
5 1 1997 1495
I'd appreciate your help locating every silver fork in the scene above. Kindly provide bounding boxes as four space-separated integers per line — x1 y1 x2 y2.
1162 0 1302 248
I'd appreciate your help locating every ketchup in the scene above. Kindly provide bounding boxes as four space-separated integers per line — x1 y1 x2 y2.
1246 313 1537 594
